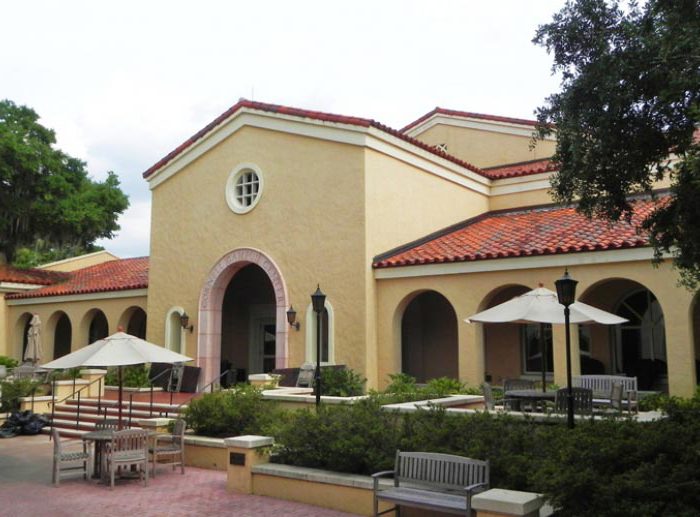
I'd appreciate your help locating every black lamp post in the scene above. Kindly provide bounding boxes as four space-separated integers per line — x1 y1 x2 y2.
311 285 326 407
555 269 578 429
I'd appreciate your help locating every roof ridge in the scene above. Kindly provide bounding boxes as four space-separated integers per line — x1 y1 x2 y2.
482 157 555 170
400 107 541 133
142 100 487 179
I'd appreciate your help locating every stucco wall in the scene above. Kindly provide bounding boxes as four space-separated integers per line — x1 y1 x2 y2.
375 257 697 396
5 294 146 361
413 124 556 169
147 126 368 378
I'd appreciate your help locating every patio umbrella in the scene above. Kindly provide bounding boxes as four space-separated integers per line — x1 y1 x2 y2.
41 331 192 428
24 314 42 365
466 286 627 391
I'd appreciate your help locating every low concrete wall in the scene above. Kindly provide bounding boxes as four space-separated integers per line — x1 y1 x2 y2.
159 434 229 471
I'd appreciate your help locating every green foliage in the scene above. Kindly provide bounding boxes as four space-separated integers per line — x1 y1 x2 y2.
104 365 150 388
0 356 19 369
183 385 279 438
380 373 480 402
534 0 700 288
0 378 41 411
320 367 366 397
13 240 104 269
47 368 82 382
0 99 129 264
271 393 700 515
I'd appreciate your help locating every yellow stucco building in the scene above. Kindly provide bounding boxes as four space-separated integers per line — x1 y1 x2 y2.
1 100 697 396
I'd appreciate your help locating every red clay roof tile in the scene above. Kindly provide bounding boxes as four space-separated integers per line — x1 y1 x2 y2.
482 158 558 179
141 99 486 179
373 198 660 268
0 265 69 286
5 257 149 299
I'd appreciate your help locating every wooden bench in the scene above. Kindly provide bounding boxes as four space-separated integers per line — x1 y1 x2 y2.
372 451 489 516
572 375 638 413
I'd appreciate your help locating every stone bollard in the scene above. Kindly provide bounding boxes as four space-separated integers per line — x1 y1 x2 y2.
225 435 274 494
80 369 107 398
472 488 545 517
138 417 174 435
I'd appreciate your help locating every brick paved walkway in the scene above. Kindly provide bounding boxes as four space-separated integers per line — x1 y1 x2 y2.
0 435 358 517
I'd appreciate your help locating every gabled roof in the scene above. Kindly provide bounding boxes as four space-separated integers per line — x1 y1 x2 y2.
373 197 660 268
482 158 558 180
401 107 540 134
142 99 485 179
0 265 69 286
6 257 149 299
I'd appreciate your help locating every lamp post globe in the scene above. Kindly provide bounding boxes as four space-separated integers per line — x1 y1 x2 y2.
311 285 326 407
555 269 578 429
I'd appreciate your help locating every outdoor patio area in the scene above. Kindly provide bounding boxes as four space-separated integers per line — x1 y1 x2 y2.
0 434 358 517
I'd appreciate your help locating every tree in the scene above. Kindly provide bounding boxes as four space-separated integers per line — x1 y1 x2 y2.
0 100 129 264
534 0 700 287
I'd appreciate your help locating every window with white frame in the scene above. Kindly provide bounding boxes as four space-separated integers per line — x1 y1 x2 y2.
521 323 553 374
305 301 334 364
226 163 264 214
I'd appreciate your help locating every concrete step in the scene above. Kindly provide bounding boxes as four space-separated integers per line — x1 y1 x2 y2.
54 405 174 420
65 398 185 412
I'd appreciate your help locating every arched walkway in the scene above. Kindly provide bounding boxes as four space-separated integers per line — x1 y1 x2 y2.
82 309 109 345
198 248 288 386
119 306 147 339
580 278 667 391
400 290 458 382
49 311 72 359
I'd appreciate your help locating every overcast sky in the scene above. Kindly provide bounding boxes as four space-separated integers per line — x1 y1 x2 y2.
1 0 567 258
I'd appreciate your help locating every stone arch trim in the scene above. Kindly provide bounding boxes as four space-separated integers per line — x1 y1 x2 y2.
198 247 289 386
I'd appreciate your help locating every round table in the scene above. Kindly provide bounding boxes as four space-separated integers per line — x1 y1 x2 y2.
505 389 556 411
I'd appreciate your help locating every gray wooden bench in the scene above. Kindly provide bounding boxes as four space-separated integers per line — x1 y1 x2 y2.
372 450 489 516
572 375 638 413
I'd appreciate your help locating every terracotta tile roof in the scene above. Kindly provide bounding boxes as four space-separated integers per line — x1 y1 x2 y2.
142 99 485 179
373 198 660 268
482 158 558 179
0 265 69 286
400 107 540 133
5 257 149 299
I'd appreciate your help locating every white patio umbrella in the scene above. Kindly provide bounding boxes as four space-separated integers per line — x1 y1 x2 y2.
41 331 192 428
24 314 43 364
466 286 627 391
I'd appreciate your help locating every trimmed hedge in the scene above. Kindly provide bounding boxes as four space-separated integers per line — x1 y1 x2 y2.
270 395 700 516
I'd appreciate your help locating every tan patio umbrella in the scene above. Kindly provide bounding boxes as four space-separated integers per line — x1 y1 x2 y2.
41 331 192 428
24 314 42 365
466 286 627 391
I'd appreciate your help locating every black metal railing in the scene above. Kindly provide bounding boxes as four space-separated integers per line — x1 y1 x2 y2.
49 373 105 440
148 366 174 417
163 369 232 418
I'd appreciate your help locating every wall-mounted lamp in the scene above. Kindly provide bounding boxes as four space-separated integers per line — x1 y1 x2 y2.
286 306 300 330
180 312 194 333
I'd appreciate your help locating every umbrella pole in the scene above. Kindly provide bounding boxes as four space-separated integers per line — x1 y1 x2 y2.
540 323 547 393
118 366 123 430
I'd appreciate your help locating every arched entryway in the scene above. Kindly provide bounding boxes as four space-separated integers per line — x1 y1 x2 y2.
580 278 667 391
477 284 553 385
14 313 32 360
400 290 458 383
51 311 72 359
119 306 147 339
198 248 289 386
84 309 109 344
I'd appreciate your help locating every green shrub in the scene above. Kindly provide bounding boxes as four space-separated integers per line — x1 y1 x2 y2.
320 368 366 397
104 365 150 388
0 356 19 369
380 373 481 402
270 393 700 516
0 378 42 412
183 384 279 437
48 368 82 382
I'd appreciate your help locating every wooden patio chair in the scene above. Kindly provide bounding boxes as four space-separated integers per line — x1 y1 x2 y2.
482 382 517 411
503 378 537 411
52 428 91 486
104 429 149 489
149 418 185 477
554 387 593 416
95 418 119 431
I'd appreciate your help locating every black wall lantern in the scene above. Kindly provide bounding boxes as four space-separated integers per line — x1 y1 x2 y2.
180 312 194 333
286 306 300 331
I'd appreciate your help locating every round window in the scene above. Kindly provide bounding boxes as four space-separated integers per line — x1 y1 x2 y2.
226 163 264 214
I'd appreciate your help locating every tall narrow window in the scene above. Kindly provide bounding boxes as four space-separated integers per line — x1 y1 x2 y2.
165 307 185 354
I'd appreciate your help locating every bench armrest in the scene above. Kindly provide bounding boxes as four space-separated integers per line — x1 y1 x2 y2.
371 470 395 491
